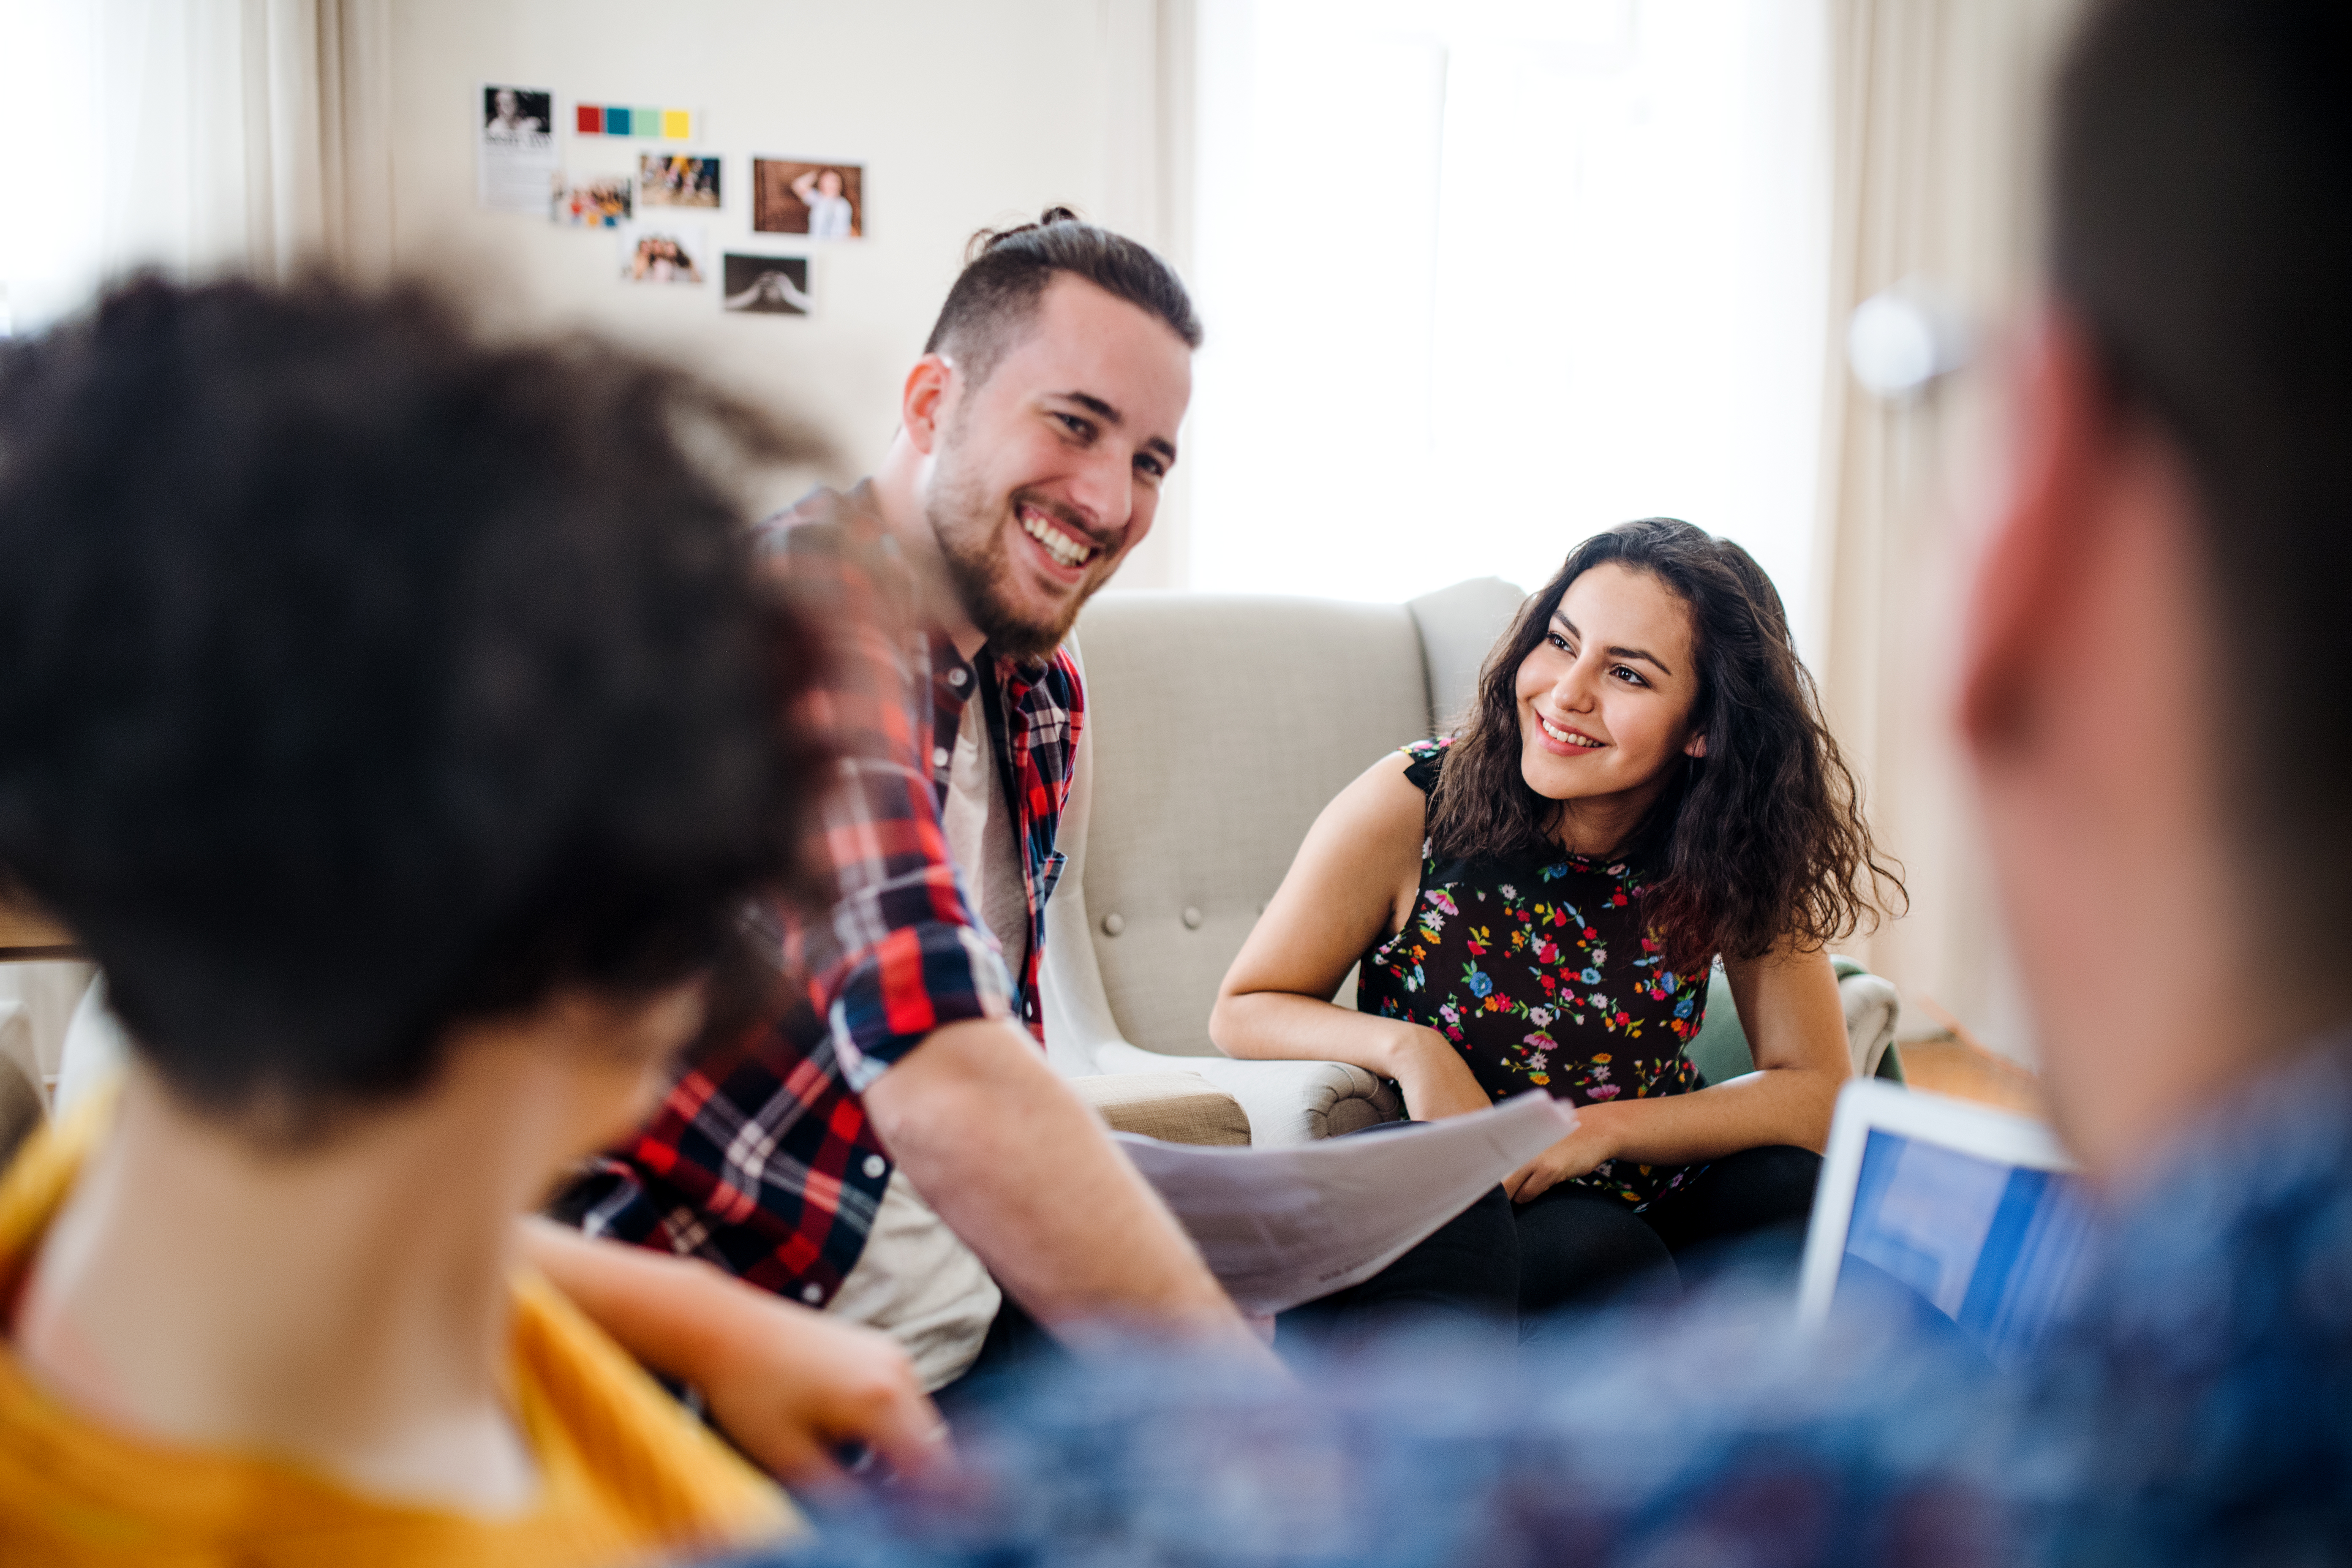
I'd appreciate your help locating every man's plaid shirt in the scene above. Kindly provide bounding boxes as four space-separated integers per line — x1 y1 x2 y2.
559 483 1082 1306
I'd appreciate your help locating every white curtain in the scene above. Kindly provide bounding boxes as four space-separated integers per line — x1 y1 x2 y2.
1812 0 2082 1062
0 0 392 336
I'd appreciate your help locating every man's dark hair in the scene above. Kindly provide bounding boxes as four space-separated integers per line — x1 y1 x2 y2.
2052 0 2352 987
921 207 1201 388
0 276 825 1132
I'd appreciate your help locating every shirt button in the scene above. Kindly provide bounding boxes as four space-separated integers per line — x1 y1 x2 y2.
800 1283 825 1305
947 667 968 686
1183 906 1204 929
932 746 951 768
862 1153 887 1179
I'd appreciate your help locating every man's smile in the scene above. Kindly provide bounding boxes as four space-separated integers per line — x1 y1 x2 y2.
1017 502 1100 572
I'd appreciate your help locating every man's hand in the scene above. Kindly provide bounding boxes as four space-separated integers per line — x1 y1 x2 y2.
1503 1104 1621 1203
1387 1025 1497 1121
519 1220 951 1489
864 1018 1280 1371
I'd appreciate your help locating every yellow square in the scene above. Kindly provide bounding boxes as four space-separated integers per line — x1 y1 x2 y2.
662 109 692 140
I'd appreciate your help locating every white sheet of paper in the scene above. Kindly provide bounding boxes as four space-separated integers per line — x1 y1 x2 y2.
1111 1090 1576 1316
477 84 560 214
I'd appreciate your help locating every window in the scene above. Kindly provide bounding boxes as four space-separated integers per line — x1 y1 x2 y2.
1187 0 1829 640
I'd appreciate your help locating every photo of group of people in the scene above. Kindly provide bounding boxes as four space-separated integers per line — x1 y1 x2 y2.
552 173 632 228
622 223 708 284
640 154 720 208
479 84 852 317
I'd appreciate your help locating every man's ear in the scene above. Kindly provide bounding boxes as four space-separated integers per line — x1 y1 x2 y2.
900 355 955 456
1958 310 2113 760
1683 731 1708 759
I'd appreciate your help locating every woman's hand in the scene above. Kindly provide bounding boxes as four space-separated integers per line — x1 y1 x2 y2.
518 1220 952 1490
1503 1102 1622 1203
694 1302 953 1492
1386 1024 1495 1120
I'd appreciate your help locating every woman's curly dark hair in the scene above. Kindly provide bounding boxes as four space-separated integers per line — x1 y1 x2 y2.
1426 518 1903 971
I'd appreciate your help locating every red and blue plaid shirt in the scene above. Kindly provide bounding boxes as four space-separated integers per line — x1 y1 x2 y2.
559 483 1082 1305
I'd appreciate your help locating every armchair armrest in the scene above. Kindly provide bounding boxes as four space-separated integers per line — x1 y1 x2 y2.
1094 1043 1401 1146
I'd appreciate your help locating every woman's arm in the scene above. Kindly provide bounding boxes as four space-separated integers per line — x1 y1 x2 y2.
1505 942 1851 1200
1210 753 1494 1120
518 1219 951 1488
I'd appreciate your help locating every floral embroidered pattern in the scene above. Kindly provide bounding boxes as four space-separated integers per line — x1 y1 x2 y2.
1358 739 1709 1209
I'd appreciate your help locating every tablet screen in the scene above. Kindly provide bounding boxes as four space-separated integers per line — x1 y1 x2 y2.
1838 1127 2094 1367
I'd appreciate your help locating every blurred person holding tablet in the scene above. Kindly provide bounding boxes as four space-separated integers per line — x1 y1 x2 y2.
719 2 2352 1561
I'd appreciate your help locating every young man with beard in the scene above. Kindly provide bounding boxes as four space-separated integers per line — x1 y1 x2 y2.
560 214 1261 1405
562 213 1518 1408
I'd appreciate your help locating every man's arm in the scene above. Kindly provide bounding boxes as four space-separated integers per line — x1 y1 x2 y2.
864 1018 1274 1358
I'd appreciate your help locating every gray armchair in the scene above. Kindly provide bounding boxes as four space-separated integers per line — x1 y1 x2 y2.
1043 580 1903 1145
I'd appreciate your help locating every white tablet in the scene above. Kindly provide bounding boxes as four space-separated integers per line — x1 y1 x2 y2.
1796 1078 2093 1366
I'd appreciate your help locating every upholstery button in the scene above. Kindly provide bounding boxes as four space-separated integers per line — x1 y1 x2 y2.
800 1283 824 1304
1102 912 1125 936
1182 906 1203 929
862 1153 887 1179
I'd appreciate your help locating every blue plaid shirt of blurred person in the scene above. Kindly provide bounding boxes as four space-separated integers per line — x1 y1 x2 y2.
558 482 1081 1313
716 1035 2352 1567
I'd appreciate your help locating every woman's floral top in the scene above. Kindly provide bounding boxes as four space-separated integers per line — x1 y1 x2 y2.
1356 739 1709 1209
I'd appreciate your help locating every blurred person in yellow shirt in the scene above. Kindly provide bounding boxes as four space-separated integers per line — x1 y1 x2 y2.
0 275 882 1564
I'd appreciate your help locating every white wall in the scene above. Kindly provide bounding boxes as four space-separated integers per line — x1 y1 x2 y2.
384 0 1190 578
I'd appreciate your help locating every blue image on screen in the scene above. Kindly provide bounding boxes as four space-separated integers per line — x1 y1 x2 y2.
1836 1129 2093 1367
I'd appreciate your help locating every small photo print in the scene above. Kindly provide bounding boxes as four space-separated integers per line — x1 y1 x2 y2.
552 173 634 228
752 160 863 238
723 254 812 316
638 153 721 208
619 221 709 284
482 85 552 136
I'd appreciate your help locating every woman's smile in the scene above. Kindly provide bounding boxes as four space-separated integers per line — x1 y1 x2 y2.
1535 712 1606 753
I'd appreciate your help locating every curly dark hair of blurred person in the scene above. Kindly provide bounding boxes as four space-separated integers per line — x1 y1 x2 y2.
0 275 828 1141
1427 518 1904 973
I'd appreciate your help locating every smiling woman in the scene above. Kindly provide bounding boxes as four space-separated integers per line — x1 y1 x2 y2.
1213 517 1904 1325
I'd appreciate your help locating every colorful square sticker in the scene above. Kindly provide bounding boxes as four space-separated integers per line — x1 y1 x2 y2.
603 106 631 136
575 103 602 134
662 108 692 140
634 108 662 137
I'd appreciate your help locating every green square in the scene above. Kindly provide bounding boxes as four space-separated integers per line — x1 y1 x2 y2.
635 107 662 137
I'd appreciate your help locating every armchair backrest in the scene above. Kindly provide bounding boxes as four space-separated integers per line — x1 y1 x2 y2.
1057 580 1525 1062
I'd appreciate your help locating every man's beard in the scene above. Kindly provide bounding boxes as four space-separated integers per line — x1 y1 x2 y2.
926 462 1107 662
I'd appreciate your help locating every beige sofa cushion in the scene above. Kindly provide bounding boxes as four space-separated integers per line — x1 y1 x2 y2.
1067 1070 1251 1146
1069 593 1434 1060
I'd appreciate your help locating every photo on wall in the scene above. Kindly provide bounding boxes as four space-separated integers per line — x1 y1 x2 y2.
752 160 863 238
552 173 633 228
638 153 720 208
618 220 709 284
722 254 812 316
476 83 558 214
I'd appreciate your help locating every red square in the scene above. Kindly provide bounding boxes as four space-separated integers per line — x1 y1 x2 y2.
575 103 602 134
